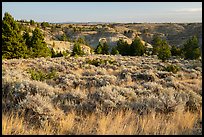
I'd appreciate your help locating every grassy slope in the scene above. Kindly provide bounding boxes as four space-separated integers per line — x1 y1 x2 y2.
2 55 202 135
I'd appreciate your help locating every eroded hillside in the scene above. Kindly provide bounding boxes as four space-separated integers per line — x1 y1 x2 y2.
21 22 202 53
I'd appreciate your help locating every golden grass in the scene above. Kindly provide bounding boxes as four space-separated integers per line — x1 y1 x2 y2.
2 109 200 135
2 112 26 135
137 110 197 135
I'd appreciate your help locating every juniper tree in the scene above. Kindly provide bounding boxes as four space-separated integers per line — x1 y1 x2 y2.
182 36 201 60
152 36 163 55
116 39 130 56
130 37 146 56
71 42 84 56
29 28 52 58
158 41 171 62
2 12 29 59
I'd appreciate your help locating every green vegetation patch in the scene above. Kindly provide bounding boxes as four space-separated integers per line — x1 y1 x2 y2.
27 68 58 81
162 64 180 74
86 58 117 67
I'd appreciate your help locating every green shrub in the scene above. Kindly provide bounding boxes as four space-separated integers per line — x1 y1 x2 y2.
95 42 110 55
28 69 57 81
162 65 180 74
86 58 116 67
71 42 85 56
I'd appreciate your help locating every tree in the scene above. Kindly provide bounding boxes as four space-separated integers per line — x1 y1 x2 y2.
152 36 163 55
23 30 31 47
95 42 109 55
41 22 50 29
30 20 35 25
182 36 201 60
171 45 182 57
2 12 29 59
60 34 67 41
77 37 86 44
29 28 52 58
101 42 109 55
111 47 119 55
71 42 84 56
158 41 171 62
95 42 103 54
116 39 130 55
130 37 146 56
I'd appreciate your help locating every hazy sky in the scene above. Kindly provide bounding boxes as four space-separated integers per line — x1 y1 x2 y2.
2 2 202 23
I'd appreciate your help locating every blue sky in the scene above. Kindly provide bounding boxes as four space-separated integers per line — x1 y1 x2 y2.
2 2 202 23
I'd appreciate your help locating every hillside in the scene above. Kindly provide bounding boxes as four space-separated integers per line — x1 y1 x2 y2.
3 19 202 135
2 55 202 135
21 22 202 53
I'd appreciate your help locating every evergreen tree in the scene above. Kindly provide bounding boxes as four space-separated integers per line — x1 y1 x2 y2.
41 22 50 29
2 12 29 59
30 20 35 25
111 47 119 55
23 30 31 47
116 39 130 55
171 45 182 57
101 42 109 55
152 36 163 55
95 42 103 54
158 41 171 62
29 28 52 58
182 36 201 60
71 42 84 56
95 42 110 55
130 37 146 56
60 34 67 41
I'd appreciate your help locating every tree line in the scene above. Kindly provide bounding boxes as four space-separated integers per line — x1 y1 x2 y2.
2 12 201 61
94 35 201 61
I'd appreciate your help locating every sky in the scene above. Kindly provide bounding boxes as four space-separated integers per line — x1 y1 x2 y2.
2 2 202 23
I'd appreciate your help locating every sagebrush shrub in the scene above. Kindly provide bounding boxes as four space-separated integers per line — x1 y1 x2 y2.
162 64 180 74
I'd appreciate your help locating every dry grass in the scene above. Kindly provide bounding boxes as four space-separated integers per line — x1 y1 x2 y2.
2 109 199 135
2 112 26 135
2 55 202 135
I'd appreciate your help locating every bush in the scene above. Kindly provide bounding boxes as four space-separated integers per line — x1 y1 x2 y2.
41 22 50 29
71 42 85 56
51 49 63 58
162 65 180 74
28 69 57 81
95 42 110 55
86 58 116 67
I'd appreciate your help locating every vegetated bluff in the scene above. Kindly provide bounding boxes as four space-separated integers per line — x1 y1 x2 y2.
20 21 202 53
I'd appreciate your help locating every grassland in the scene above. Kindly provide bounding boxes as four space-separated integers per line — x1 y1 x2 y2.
2 55 202 135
